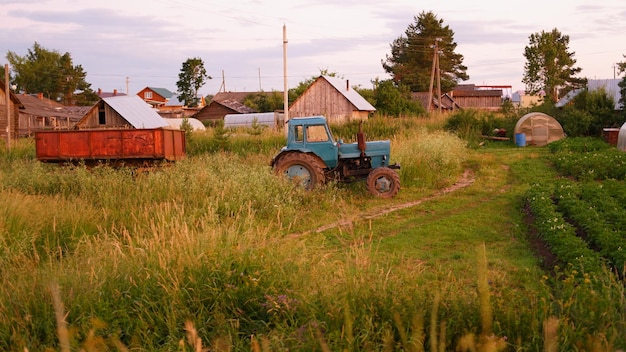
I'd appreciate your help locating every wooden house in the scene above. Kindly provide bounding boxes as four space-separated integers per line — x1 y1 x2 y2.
412 92 460 111
192 92 258 123
76 95 168 130
511 90 543 108
136 87 174 108
16 93 90 136
556 79 624 111
289 76 375 123
158 94 203 119
449 85 503 110
97 88 126 98
0 84 22 141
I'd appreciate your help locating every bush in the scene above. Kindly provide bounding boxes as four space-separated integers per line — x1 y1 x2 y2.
444 110 516 146
557 109 595 137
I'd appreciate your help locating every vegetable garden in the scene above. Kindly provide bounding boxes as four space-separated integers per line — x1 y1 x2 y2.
525 137 626 277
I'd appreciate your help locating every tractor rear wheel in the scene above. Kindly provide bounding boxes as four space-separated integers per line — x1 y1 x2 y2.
274 153 326 190
366 167 400 198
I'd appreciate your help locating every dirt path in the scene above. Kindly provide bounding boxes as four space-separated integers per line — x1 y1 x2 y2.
286 169 476 238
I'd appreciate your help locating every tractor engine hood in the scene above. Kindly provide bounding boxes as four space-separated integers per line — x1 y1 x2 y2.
338 140 391 159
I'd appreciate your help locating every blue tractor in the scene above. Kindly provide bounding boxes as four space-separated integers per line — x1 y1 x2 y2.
271 116 400 198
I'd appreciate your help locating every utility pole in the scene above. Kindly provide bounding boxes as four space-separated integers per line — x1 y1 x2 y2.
126 76 130 95
5 64 11 150
283 24 289 134
219 70 226 93
427 38 442 113
436 48 442 113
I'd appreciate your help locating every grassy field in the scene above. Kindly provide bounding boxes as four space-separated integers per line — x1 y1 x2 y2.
0 116 624 351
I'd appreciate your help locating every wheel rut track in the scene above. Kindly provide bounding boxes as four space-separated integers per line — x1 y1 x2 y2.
286 168 479 239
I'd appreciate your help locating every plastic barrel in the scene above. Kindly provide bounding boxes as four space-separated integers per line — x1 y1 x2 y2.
515 133 526 147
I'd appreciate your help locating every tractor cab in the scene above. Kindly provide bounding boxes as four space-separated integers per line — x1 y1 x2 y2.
284 116 340 168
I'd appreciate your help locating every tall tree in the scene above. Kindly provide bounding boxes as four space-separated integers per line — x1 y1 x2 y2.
382 11 468 93
371 79 424 117
522 28 585 103
243 91 284 112
6 42 98 105
176 57 211 107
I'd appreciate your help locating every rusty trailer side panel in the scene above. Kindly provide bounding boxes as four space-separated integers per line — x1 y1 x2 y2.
35 128 186 162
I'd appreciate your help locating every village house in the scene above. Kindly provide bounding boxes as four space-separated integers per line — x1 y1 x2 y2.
447 84 505 111
76 95 168 130
15 93 90 136
556 79 624 111
193 92 260 124
136 87 174 109
158 94 204 119
412 92 461 112
511 90 543 108
97 88 126 98
0 84 22 141
289 76 375 123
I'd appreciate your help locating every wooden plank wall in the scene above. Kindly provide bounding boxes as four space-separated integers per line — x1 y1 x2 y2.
289 79 361 123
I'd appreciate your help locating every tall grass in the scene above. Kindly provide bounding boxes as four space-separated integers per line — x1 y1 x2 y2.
393 128 467 189
0 121 624 351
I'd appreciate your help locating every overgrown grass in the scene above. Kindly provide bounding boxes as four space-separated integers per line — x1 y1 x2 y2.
0 120 624 351
393 128 467 188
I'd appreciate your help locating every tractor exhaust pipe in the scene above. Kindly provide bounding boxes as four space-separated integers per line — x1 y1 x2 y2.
357 121 366 157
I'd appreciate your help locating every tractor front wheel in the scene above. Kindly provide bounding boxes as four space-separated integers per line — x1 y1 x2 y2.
273 153 326 190
366 167 400 198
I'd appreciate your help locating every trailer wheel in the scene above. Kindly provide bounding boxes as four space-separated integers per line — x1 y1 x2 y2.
274 153 326 190
366 167 400 198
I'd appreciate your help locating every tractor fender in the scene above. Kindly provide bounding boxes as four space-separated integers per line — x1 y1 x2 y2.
271 150 325 169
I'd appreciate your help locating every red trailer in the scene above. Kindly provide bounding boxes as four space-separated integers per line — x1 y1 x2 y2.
35 128 186 164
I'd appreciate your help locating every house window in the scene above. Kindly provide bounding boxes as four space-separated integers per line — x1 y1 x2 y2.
98 109 106 125
144 91 153 99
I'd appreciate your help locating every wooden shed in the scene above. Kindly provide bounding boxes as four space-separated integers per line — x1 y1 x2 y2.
192 92 257 123
16 93 90 136
412 92 460 111
449 85 503 110
0 84 22 141
289 76 375 123
76 95 169 130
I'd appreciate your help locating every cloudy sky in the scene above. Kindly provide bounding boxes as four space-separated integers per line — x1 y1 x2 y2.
1 0 625 98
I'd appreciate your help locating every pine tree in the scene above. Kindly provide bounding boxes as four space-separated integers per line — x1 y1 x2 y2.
382 11 468 93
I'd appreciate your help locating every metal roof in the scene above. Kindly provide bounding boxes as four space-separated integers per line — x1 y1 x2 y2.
165 94 184 106
147 87 174 99
163 118 206 131
588 79 623 110
103 95 169 129
556 79 623 110
16 94 89 120
320 76 376 111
